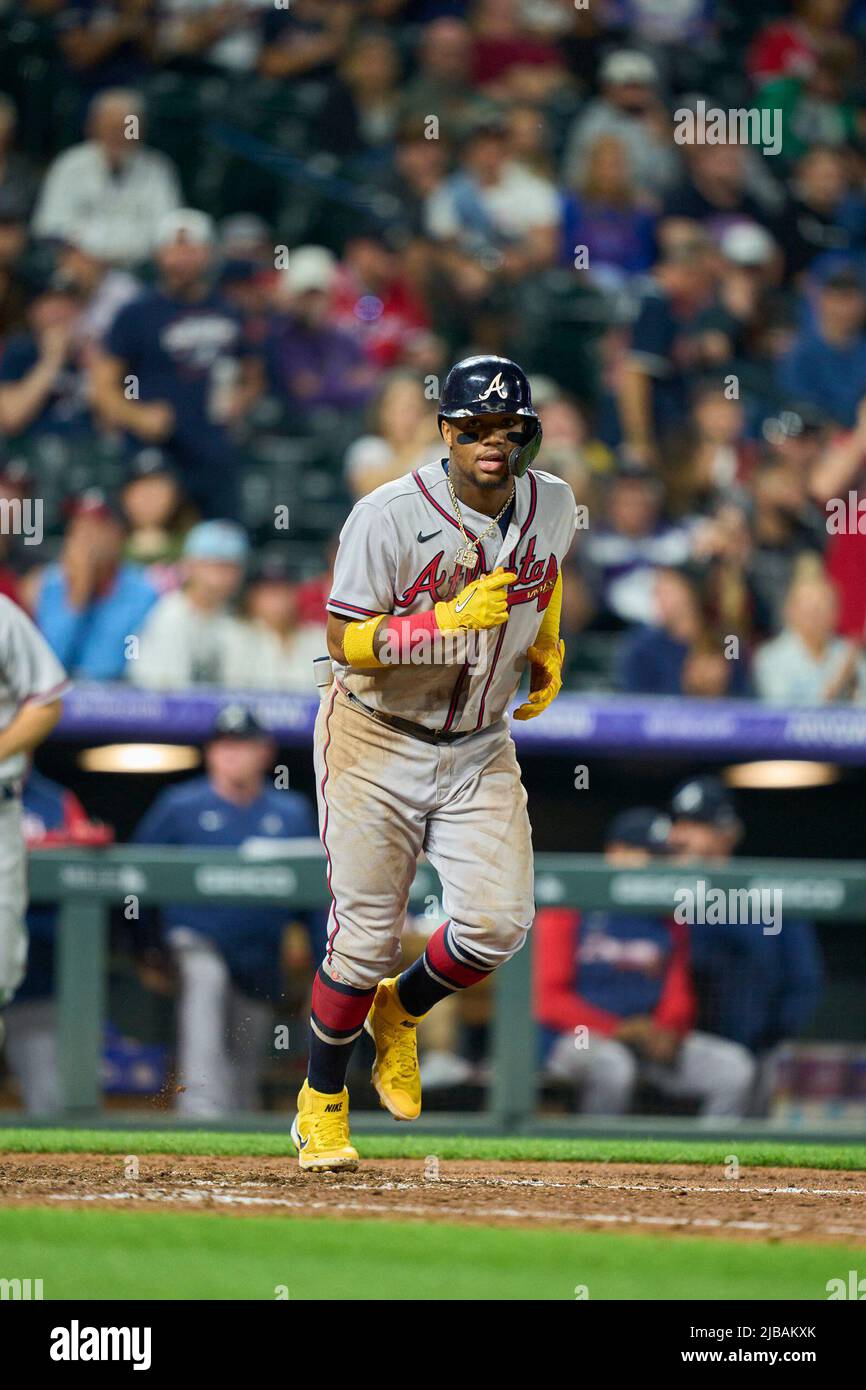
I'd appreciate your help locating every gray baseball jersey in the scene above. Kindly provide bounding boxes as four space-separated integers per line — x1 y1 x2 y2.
326 459 579 733
0 596 70 782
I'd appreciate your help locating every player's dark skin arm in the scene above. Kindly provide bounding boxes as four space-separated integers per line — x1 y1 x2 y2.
0 699 62 762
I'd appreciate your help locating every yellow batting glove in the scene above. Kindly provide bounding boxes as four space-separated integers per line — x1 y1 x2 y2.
513 639 565 720
435 567 516 632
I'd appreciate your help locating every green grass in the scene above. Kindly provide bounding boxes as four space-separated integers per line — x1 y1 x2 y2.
1 1127 865 1171
0 1207 855 1300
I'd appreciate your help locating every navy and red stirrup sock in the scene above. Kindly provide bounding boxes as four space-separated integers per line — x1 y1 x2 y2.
307 966 375 1095
396 922 492 1018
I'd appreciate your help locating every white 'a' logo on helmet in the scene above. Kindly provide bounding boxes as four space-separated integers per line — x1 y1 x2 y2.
477 372 509 402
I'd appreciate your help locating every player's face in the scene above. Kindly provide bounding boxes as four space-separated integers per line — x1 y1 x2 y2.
206 736 272 787
443 414 522 491
667 819 732 862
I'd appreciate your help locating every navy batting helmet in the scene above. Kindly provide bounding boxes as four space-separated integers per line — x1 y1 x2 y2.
438 355 542 477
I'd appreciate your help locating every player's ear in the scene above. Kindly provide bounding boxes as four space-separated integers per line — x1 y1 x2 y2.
440 419 452 447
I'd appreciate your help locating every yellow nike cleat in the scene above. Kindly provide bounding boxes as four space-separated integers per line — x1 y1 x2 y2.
291 1081 359 1172
364 977 422 1121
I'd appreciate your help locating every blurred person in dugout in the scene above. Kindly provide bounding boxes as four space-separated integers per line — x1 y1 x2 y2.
3 767 111 1115
668 776 822 1115
534 808 756 1119
132 706 325 1118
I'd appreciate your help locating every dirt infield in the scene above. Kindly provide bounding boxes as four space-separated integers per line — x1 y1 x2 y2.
2 1153 866 1245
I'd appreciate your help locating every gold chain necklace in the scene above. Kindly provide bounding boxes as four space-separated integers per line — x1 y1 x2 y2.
447 472 515 569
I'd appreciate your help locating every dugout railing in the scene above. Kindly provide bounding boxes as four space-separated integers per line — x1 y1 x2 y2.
5 845 863 1137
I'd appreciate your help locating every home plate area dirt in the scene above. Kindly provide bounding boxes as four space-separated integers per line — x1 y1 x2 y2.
2 1155 866 1244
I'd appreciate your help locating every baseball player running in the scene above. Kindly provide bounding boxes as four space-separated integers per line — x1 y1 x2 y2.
0 597 70 1033
292 355 579 1169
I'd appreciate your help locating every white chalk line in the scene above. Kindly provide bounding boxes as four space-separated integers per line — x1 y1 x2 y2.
43 1187 866 1239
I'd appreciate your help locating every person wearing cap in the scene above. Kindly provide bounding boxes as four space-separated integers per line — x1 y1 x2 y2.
268 246 378 415
33 89 181 267
534 806 755 1117
130 520 251 689
224 555 328 692
34 491 158 681
91 208 264 518
777 265 866 428
668 775 822 1106
563 50 679 200
132 705 324 1118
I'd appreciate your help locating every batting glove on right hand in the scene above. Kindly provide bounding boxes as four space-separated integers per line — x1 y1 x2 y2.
435 567 516 632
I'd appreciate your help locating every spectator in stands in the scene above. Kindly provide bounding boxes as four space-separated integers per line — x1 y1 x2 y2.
470 0 572 102
54 224 140 347
757 42 862 164
659 139 771 253
35 491 158 680
778 266 866 428
156 1 266 74
534 807 755 1118
398 18 489 139
754 566 862 704
560 133 657 286
120 449 190 575
259 0 355 82
318 28 403 160
563 50 679 200
668 776 823 1110
582 466 695 627
665 383 755 519
774 145 865 285
619 565 749 697
226 554 327 691
424 110 561 294
617 234 725 465
268 246 378 416
814 393 866 639
91 209 264 518
331 233 435 370
0 279 92 441
58 1 156 96
2 767 112 1114
378 116 450 251
343 371 441 499
33 89 181 266
747 0 851 86
130 520 249 688
746 457 827 636
132 704 324 1117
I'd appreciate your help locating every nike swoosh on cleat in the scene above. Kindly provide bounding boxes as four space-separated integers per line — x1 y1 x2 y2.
417 529 442 543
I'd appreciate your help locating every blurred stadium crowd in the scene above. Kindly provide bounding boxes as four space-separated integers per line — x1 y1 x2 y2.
0 1 866 699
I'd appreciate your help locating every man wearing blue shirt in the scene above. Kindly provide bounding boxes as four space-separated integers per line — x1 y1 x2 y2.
778 267 866 428
90 208 264 519
668 776 823 1113
133 705 324 1117
36 491 158 681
